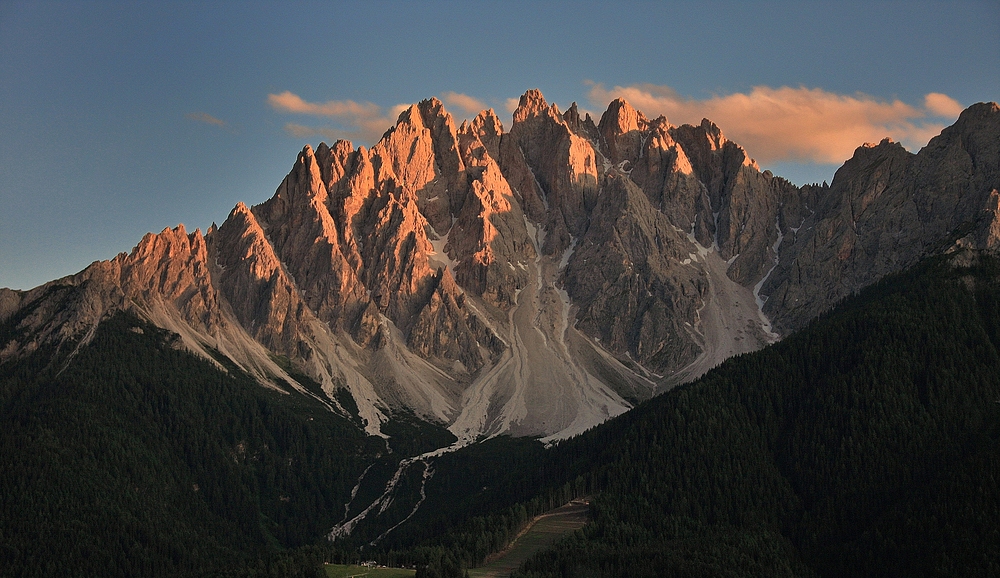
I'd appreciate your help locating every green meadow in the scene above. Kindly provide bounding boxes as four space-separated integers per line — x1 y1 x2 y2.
324 564 416 578
468 501 589 578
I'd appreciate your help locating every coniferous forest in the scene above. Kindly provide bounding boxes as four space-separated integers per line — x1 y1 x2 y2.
2 251 1000 577
500 252 1000 577
0 307 385 577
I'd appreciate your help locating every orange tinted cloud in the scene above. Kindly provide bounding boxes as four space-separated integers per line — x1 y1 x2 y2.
924 92 964 117
587 83 964 164
268 91 408 145
267 91 382 118
440 91 487 116
185 112 225 127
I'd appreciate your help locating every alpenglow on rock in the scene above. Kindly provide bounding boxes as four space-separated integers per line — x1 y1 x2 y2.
3 92 998 441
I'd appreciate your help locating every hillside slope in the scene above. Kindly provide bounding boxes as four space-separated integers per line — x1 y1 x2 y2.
387 250 1000 577
0 307 385 577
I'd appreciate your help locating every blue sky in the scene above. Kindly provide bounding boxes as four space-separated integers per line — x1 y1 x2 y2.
1 0 998 290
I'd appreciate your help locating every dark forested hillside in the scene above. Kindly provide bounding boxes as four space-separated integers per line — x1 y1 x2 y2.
509 250 1000 577
4 248 1000 578
0 309 384 577
379 250 1000 577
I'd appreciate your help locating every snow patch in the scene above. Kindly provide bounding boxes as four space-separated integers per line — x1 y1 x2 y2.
427 224 458 275
685 228 714 258
558 236 577 271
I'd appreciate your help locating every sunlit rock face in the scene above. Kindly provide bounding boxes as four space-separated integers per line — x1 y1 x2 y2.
4 92 999 441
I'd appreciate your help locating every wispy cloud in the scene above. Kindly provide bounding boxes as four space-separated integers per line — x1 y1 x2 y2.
185 112 226 127
268 91 409 145
440 91 487 117
268 92 381 118
924 92 964 117
586 82 964 164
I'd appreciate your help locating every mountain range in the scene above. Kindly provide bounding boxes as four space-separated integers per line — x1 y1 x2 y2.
2 90 1000 578
2 90 998 445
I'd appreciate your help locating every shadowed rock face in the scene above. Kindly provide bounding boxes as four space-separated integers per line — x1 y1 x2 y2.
762 102 1000 333
563 173 705 371
4 92 999 440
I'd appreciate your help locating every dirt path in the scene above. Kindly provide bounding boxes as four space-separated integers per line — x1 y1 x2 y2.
468 500 590 578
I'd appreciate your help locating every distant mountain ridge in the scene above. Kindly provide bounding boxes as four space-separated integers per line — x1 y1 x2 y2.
2 91 997 441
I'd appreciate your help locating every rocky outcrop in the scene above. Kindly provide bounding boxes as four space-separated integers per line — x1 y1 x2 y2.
210 203 310 355
563 172 705 370
254 145 370 338
0 289 21 323
501 89 600 255
762 102 1000 333
406 267 502 372
450 118 534 310
598 98 649 167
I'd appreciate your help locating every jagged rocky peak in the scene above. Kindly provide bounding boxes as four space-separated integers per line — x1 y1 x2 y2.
407 266 502 373
503 89 599 254
562 102 600 142
598 97 651 166
699 118 725 148
670 118 759 188
949 100 1000 132
210 202 304 351
512 88 557 123
116 224 215 312
826 137 910 220
252 146 374 339
850 136 905 163
417 98 467 202
315 139 357 200
371 97 467 232
761 101 1000 335
460 108 504 161
603 98 649 133
563 172 705 370
373 104 436 192
264 144 329 216
449 109 535 311
628 116 717 249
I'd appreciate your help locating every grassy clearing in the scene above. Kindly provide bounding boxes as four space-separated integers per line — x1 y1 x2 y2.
324 563 416 578
468 500 590 578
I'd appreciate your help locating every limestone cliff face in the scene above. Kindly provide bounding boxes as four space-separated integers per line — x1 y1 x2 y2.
210 202 310 355
252 147 370 340
627 117 715 248
563 172 705 370
450 114 534 310
501 89 600 255
762 102 1000 333
4 92 998 441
